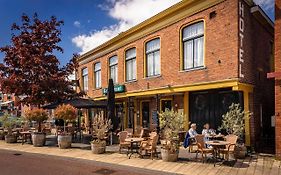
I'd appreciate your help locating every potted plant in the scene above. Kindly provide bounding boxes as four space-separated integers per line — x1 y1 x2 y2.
159 109 184 162
0 113 22 143
91 113 112 154
54 104 77 149
218 103 251 159
0 130 4 140
24 108 49 147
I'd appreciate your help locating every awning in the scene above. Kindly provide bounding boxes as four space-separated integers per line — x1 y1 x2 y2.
0 100 14 106
42 98 107 109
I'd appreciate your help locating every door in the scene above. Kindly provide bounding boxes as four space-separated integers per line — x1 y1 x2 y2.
189 89 243 133
141 102 150 128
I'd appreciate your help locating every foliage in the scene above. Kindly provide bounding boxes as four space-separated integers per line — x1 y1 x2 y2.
54 104 77 121
24 108 48 132
92 113 112 143
159 109 185 153
0 113 22 134
218 103 251 138
0 13 80 105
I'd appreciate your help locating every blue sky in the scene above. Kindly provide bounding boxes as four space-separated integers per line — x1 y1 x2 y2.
0 0 275 66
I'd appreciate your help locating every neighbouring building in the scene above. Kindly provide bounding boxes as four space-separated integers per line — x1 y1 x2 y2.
77 0 274 152
0 91 20 116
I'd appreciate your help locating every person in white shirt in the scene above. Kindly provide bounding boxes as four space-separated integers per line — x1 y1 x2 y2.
188 123 198 138
202 123 211 136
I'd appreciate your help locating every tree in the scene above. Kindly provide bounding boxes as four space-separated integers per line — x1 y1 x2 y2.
0 13 79 106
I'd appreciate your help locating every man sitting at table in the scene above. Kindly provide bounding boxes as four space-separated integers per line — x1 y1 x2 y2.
202 123 215 136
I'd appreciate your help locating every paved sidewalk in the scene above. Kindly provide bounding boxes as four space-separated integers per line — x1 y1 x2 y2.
0 141 280 175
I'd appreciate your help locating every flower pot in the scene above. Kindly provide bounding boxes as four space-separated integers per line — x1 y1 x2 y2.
32 133 46 147
161 148 179 162
91 141 106 154
58 135 72 149
0 133 5 140
234 145 247 159
5 134 17 143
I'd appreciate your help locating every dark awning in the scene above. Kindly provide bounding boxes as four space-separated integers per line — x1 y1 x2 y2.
42 98 107 109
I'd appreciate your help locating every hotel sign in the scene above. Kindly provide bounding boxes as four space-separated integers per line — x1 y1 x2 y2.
102 85 125 95
239 1 245 78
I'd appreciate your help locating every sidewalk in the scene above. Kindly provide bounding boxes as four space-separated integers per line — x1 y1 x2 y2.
0 141 280 175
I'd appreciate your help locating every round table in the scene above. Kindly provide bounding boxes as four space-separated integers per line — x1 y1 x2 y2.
205 140 230 166
20 131 32 145
125 138 144 159
206 134 225 140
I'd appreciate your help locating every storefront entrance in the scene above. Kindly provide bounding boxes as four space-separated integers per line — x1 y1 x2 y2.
189 89 243 132
141 101 150 128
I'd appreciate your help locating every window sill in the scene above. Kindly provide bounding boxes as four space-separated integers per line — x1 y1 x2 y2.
124 79 137 84
144 75 162 79
179 66 206 73
93 88 102 90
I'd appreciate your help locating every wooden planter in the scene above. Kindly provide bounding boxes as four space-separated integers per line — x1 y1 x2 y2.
161 148 179 162
58 135 72 149
5 134 17 143
234 145 247 159
32 133 46 147
91 141 106 154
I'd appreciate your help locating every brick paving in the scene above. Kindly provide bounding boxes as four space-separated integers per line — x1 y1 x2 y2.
0 141 280 175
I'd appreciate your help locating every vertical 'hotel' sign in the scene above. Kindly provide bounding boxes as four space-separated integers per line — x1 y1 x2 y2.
239 1 245 78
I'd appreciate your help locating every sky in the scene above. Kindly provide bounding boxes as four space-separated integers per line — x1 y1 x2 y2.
0 0 275 66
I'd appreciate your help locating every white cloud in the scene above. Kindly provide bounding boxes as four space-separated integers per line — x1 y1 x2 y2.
72 0 181 54
73 21 81 28
254 0 274 10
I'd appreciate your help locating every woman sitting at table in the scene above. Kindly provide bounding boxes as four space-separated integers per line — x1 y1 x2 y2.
188 123 198 138
202 123 215 136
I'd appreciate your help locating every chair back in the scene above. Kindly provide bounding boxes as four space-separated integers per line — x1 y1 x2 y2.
225 134 238 151
139 128 144 138
119 131 128 143
151 134 159 149
125 128 133 137
195 134 206 149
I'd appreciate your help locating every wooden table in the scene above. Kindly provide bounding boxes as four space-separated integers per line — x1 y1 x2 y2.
20 131 32 145
206 134 225 140
205 140 230 166
125 138 144 159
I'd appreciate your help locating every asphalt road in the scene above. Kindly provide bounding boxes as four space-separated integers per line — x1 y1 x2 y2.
0 149 176 175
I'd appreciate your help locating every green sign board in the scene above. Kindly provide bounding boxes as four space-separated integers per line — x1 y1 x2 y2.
102 85 125 95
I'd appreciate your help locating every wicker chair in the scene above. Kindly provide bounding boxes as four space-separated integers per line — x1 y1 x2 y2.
195 134 213 162
139 132 159 159
118 131 131 153
125 128 133 138
220 134 238 160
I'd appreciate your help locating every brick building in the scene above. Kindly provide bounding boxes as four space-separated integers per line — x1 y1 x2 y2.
275 0 281 158
77 0 274 151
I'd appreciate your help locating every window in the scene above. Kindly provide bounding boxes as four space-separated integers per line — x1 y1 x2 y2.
109 56 118 84
182 22 204 70
146 38 160 77
125 48 136 81
94 62 101 89
82 68 88 91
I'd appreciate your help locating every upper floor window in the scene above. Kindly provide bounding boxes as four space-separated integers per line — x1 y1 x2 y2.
109 56 118 84
182 21 204 70
94 62 101 89
82 67 88 91
125 48 136 81
146 38 160 77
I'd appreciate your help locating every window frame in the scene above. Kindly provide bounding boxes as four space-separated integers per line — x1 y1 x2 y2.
94 62 101 89
81 67 88 91
109 55 118 84
125 47 137 82
181 21 205 71
145 38 161 77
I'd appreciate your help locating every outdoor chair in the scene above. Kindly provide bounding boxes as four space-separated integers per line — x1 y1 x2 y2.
118 131 131 153
125 128 133 138
220 134 238 161
195 134 213 163
139 132 159 159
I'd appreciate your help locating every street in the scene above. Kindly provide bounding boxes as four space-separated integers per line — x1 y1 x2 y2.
0 149 175 175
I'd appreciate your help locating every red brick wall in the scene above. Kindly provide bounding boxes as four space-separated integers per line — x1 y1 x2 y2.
78 0 239 97
275 0 281 158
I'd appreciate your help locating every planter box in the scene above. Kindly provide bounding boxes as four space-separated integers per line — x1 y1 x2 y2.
58 135 72 149
91 142 106 154
5 135 17 143
161 148 179 162
32 133 46 147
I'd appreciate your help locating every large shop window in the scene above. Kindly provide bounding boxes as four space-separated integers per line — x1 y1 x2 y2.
146 38 160 77
182 21 204 70
109 56 118 84
125 48 136 81
94 62 101 89
82 67 88 91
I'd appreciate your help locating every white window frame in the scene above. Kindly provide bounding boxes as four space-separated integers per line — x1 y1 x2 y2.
109 56 118 84
94 62 101 89
82 67 88 91
125 48 137 81
146 38 161 77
